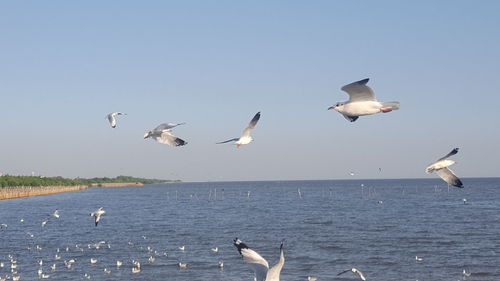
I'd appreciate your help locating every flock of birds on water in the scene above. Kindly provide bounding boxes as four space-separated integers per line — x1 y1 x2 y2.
2 78 469 281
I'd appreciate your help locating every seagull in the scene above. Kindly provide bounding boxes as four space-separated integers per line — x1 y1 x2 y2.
415 256 423 261
426 148 463 188
463 269 471 277
178 262 188 269
144 123 187 147
52 209 60 219
307 277 317 281
90 258 97 264
41 219 48 227
178 246 185 252
106 112 126 128
337 268 367 281
218 261 224 269
211 247 219 253
328 78 400 122
233 238 285 281
90 207 106 226
116 261 123 268
217 112 261 147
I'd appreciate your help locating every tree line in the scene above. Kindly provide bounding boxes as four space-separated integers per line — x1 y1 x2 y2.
0 175 175 188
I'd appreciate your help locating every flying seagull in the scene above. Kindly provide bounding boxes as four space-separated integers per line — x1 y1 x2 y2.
217 112 261 147
144 123 187 147
426 148 463 188
233 238 284 281
328 78 400 122
106 112 126 128
337 268 367 281
90 207 106 227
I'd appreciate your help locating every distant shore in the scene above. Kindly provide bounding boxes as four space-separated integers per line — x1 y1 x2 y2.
0 185 88 200
90 182 144 187
0 182 148 200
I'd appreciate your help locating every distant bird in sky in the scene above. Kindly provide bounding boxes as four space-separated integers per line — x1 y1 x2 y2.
233 238 285 281
106 112 126 128
90 207 106 226
337 268 367 281
144 123 187 147
349 171 355 176
328 78 400 122
426 148 463 188
217 112 261 147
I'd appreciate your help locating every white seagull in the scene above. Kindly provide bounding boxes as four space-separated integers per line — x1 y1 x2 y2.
52 209 60 219
233 238 285 281
426 148 463 188
144 123 187 147
217 112 261 147
328 78 400 122
90 207 106 227
106 112 126 128
337 268 367 281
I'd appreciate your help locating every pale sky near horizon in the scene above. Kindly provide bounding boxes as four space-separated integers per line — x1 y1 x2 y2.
1 1 499 182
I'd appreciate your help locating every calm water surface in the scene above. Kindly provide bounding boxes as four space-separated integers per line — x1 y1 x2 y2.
1 178 499 281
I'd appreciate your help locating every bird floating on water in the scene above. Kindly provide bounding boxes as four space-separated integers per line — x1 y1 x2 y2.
328 78 400 122
234 238 285 281
426 148 463 188
144 123 187 147
106 112 126 128
211 247 219 253
217 112 261 147
178 262 188 269
337 268 367 281
52 209 60 218
415 256 423 261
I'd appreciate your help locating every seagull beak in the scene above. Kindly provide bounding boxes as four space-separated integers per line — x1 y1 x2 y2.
327 106 335 110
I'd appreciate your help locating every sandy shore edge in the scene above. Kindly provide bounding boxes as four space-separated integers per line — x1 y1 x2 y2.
0 182 145 200
0 185 88 200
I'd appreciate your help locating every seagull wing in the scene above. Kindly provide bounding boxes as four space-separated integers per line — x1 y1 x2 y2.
355 269 367 281
154 122 186 131
341 78 376 102
241 112 261 138
107 114 117 128
337 269 352 276
155 131 187 147
234 239 269 281
437 148 459 161
342 114 359 122
266 242 285 281
436 167 463 188
216 138 239 144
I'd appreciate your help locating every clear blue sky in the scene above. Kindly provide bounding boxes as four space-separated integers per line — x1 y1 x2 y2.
1 1 499 181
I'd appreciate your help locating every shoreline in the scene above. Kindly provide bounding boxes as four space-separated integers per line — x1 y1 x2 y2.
90 182 144 187
0 182 145 200
0 185 88 200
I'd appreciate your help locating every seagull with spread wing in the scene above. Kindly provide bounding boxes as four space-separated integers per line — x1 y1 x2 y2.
426 148 463 188
90 207 106 227
217 112 260 147
233 238 284 281
144 123 187 147
328 78 399 122
106 112 126 128
337 268 367 281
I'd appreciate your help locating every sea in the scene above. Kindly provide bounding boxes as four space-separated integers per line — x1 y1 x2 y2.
0 178 499 281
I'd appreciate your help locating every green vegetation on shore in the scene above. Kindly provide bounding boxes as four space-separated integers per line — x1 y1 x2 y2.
0 175 178 188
